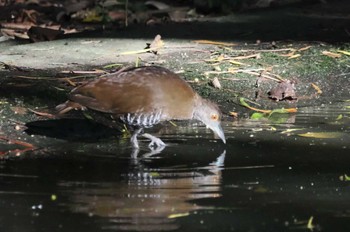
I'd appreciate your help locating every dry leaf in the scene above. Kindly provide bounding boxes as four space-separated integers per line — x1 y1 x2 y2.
229 111 238 118
211 77 222 89
229 60 245 65
232 53 261 60
192 40 236 46
322 51 341 58
298 46 312 51
168 212 189 219
288 54 301 59
311 83 322 94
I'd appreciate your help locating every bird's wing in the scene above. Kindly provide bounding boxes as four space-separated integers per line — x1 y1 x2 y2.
69 77 154 114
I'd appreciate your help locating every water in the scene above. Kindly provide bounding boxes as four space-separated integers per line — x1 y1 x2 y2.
1 103 350 232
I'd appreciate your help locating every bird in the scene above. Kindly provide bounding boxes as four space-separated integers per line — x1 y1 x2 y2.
56 66 226 149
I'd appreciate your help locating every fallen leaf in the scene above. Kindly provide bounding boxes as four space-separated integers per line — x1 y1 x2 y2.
229 111 238 118
168 212 190 219
311 83 322 94
298 132 342 139
211 77 222 89
229 60 245 65
192 40 236 46
335 114 343 121
121 35 164 55
322 51 341 58
231 53 261 60
146 34 164 54
339 174 350 181
82 9 103 22
337 50 350 56
251 112 265 119
288 54 301 59
298 46 312 51
307 216 315 231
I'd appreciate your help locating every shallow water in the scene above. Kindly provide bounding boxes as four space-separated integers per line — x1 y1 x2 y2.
1 102 350 232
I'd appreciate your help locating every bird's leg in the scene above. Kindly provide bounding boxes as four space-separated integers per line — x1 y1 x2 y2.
142 133 166 148
130 128 143 149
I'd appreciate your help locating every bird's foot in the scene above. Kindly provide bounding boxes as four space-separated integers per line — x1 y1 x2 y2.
142 133 166 148
130 145 165 160
130 128 142 149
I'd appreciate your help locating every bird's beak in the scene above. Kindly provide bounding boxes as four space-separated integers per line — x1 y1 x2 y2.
210 123 226 144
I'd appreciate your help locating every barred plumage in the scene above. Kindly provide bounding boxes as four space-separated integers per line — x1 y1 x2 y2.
121 111 162 128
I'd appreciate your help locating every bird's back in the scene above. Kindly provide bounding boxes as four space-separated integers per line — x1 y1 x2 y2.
69 66 197 121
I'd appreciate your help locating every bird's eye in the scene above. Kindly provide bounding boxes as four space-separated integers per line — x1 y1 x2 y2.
210 114 219 121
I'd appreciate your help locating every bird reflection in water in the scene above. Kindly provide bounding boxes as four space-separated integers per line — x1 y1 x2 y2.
60 150 226 231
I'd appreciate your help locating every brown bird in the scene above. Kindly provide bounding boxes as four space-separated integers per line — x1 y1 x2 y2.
56 66 226 148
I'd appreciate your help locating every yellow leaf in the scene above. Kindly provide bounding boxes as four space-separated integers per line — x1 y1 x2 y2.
337 50 350 56
168 212 190 219
82 10 103 23
229 111 238 117
339 174 350 181
229 60 244 65
311 83 322 94
335 114 343 121
307 216 315 231
288 54 301 59
298 132 342 139
239 98 271 113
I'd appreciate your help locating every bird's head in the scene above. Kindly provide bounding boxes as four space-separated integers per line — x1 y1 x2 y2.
193 97 226 144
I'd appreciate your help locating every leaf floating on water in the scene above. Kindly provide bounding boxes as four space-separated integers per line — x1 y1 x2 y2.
168 212 190 219
240 98 297 116
281 128 304 134
251 112 265 120
298 132 342 139
149 172 160 177
307 216 315 231
335 114 343 121
339 174 350 181
51 194 57 201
